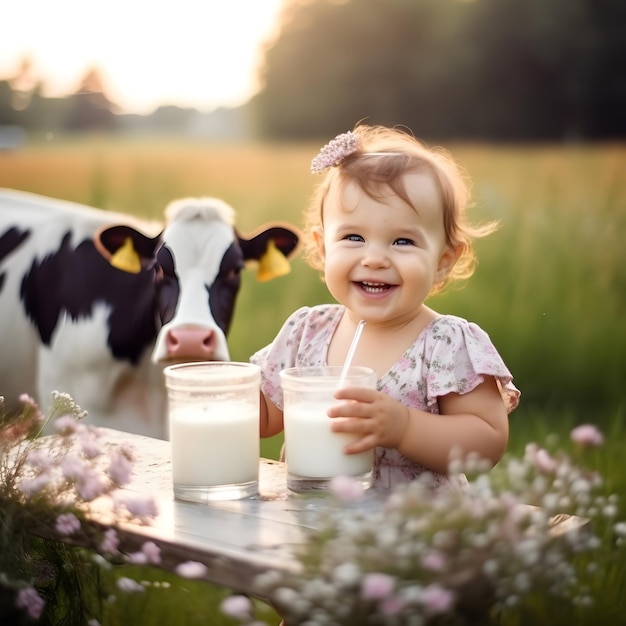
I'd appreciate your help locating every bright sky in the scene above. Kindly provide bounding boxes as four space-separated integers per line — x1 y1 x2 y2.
0 0 285 114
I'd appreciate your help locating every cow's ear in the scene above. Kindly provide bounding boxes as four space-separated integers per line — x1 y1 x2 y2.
111 237 141 273
95 224 163 274
238 223 302 282
257 239 291 282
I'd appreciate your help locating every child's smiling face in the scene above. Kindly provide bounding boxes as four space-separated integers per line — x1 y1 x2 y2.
315 171 459 327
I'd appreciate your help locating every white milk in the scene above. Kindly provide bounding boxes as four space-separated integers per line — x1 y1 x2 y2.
284 403 374 478
170 402 259 486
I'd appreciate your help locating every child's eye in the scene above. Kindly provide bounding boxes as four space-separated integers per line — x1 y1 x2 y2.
344 234 364 242
394 238 415 246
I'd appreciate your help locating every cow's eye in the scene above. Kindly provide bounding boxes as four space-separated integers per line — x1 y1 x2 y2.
224 266 242 281
156 246 176 276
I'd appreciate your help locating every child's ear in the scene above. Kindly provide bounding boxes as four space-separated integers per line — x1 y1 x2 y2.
312 226 325 259
436 244 464 282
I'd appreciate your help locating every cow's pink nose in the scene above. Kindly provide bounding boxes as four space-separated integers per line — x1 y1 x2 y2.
166 328 216 359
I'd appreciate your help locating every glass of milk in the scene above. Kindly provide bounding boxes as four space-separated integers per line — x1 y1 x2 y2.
164 361 261 502
279 365 377 492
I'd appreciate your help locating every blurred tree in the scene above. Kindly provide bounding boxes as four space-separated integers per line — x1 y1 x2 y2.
0 56 36 127
0 81 20 126
24 87 70 133
64 67 118 132
457 0 593 140
583 0 626 138
2 1 625 141
253 0 465 138
253 0 626 140
8 56 37 112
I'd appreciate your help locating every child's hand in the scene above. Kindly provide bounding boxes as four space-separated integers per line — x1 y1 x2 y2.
327 386 409 454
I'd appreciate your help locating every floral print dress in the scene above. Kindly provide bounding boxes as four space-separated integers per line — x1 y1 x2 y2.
250 304 520 488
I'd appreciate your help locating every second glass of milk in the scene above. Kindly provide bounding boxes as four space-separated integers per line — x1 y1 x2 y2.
279 365 377 492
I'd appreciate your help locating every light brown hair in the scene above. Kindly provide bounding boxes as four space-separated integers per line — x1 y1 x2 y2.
303 124 498 294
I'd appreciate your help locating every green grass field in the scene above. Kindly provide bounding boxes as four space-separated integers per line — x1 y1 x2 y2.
1 136 624 624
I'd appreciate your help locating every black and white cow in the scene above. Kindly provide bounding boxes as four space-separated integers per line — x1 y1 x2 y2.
0 188 299 438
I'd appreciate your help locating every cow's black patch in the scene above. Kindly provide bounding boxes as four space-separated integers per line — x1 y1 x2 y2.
154 245 179 325
20 231 169 364
0 226 31 294
207 242 244 335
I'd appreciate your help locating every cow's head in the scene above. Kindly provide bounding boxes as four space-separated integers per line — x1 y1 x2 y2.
95 197 300 364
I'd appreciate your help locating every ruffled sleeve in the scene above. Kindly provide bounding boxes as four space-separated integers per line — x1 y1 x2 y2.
422 316 520 413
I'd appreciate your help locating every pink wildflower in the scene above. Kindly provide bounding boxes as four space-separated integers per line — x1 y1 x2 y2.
75 470 108 501
113 492 159 521
422 584 454 614
533 448 558 473
127 551 148 564
25 448 53 470
106 447 133 486
141 541 162 564
361 573 395 600
380 594 404 615
128 541 161 565
571 424 604 448
54 415 80 434
55 512 81 536
16 586 45 620
18 473 52 496
19 393 45 422
61 455 89 481
220 595 252 619
329 474 365 502
100 528 120 553
421 551 447 572
175 560 208 579
77 430 104 459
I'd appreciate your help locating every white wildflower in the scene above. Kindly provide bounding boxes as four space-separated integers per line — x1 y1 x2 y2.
116 577 145 593
332 562 361 586
220 595 252 619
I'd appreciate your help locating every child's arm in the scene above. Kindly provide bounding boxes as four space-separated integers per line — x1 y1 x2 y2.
329 376 509 474
259 391 285 438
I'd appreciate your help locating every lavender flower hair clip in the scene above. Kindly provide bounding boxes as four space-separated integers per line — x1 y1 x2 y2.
310 131 360 174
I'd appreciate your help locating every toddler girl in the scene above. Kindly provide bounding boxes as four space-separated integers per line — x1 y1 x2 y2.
251 124 519 487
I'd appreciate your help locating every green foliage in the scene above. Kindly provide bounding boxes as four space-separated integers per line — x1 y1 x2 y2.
256 0 626 140
1 138 624 421
93 565 277 626
427 144 626 419
0 137 624 622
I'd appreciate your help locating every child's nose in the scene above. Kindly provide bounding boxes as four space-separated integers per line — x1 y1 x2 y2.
361 244 390 268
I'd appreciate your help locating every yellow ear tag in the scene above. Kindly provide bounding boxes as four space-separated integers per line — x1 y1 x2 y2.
257 239 291 282
110 237 141 274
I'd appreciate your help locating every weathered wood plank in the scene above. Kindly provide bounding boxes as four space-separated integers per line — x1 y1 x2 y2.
86 428 308 596
43 428 591 600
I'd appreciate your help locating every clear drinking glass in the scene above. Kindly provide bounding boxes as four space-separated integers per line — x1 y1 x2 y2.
280 365 377 492
164 361 261 502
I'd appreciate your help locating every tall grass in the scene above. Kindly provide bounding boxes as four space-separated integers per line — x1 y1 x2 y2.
433 144 626 416
4 137 622 417
1 136 625 623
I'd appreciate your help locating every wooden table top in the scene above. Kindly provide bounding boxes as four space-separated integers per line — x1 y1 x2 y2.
74 428 590 600
84 428 331 597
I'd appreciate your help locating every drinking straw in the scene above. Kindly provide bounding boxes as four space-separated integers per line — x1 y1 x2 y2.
338 320 366 387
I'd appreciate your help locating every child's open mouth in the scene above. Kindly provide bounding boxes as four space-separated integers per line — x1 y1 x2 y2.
358 281 392 294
